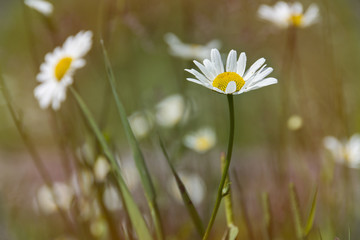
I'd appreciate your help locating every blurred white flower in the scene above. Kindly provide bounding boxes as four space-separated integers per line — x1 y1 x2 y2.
287 114 303 131
94 155 110 182
155 94 188 128
103 185 122 211
186 49 277 95
34 31 93 110
128 111 153 140
323 134 360 169
184 127 216 153
168 171 206 205
24 0 53 16
72 169 94 196
120 159 139 191
36 182 74 214
164 33 221 61
258 1 319 28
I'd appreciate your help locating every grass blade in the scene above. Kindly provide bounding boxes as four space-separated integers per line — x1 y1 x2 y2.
303 187 318 236
70 87 153 240
158 136 204 236
289 182 303 239
100 40 163 240
261 192 272 240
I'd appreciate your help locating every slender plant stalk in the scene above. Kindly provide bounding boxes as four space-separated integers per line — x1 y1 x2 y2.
202 94 235 240
221 153 234 227
70 87 153 240
100 40 163 240
0 74 76 235
261 192 272 240
158 136 204 236
232 169 254 240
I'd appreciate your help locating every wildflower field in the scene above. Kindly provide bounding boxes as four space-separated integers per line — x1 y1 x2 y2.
0 0 360 239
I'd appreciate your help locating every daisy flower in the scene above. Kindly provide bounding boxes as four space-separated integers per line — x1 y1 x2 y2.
184 127 216 153
323 134 360 169
258 1 319 28
24 0 53 16
185 48 277 95
164 33 221 61
155 94 189 128
34 30 93 110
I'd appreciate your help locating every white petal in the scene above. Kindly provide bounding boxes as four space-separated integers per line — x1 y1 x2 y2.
242 77 277 93
243 58 266 80
226 50 237 72
236 52 246 77
194 60 213 80
302 4 319 27
291 2 303 15
185 69 210 84
211 49 224 74
203 59 217 80
225 81 237 94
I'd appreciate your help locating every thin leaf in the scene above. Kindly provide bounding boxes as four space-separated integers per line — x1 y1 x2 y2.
158 136 204 236
261 192 272 240
303 187 318 236
289 182 303 239
100 40 163 240
70 87 153 240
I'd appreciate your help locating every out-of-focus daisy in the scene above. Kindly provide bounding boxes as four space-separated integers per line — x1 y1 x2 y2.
323 134 360 169
94 155 111 182
168 171 206 205
164 33 221 61
128 111 153 140
119 159 139 191
24 0 53 16
103 185 122 211
155 94 188 128
34 31 93 110
183 127 216 153
186 49 277 95
258 1 319 28
72 169 94 196
35 182 74 214
287 114 303 131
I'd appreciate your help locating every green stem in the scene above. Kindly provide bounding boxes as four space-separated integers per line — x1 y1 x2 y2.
221 153 234 227
202 94 235 240
158 136 204 236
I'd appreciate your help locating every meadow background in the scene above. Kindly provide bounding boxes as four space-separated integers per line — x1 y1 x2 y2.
1 0 360 239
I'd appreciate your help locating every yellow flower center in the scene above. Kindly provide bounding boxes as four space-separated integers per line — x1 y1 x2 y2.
195 137 212 152
212 72 245 92
55 57 73 81
289 14 303 27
